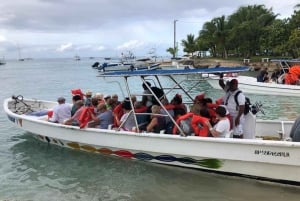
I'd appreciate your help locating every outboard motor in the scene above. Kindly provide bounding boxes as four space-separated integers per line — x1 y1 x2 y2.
92 62 99 68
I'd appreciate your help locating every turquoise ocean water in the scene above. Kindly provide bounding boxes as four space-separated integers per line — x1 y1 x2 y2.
0 58 300 200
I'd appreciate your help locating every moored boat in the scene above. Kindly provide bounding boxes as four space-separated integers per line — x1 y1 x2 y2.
3 66 300 185
206 59 300 97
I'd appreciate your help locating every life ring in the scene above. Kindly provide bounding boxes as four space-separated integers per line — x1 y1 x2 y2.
191 115 209 137
172 112 194 134
79 106 94 128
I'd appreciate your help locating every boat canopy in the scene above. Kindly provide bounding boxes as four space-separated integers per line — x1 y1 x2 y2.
97 66 249 77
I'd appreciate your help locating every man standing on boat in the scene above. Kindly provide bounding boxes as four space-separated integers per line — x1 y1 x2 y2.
219 76 245 138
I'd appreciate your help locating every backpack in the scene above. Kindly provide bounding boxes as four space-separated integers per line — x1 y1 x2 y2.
234 91 251 115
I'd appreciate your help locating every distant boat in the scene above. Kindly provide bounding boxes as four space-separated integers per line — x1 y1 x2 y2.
74 55 81 61
0 57 6 65
17 44 25 61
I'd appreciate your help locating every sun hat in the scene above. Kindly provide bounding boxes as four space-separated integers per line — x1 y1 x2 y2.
86 90 92 96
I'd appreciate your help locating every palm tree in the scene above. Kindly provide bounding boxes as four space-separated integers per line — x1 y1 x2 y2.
213 16 228 58
166 47 178 58
181 34 197 56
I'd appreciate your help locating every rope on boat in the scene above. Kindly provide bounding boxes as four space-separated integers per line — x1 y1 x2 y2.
11 95 34 114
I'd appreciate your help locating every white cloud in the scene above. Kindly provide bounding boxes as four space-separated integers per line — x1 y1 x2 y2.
96 46 106 51
0 35 6 42
0 0 299 59
56 43 73 52
116 40 144 51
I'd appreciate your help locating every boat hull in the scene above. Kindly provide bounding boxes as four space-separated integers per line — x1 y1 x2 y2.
4 98 300 185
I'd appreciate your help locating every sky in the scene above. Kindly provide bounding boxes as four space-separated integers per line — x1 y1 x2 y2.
0 0 299 59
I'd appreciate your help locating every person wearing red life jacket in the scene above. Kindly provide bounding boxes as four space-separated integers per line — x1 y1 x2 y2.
206 106 231 138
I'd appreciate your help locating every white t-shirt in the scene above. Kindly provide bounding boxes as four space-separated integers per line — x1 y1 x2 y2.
49 103 71 123
120 112 135 131
223 89 245 117
213 118 230 138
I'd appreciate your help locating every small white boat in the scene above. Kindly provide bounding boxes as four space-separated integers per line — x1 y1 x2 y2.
4 66 300 185
207 75 300 97
207 59 300 97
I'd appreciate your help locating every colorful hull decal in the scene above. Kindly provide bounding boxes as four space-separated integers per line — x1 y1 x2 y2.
39 136 223 169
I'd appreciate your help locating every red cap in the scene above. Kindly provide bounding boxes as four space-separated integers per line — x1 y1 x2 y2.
230 79 238 85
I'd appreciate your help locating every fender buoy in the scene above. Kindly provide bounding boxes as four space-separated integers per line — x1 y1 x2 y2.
191 115 209 137
47 110 53 118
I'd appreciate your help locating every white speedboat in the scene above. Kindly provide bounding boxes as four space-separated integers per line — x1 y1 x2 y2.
207 75 300 97
3 66 300 185
207 59 300 97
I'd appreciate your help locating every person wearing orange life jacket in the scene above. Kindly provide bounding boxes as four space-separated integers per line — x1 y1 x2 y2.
173 104 209 137
206 106 231 138
285 65 300 85
160 98 175 134
171 94 187 120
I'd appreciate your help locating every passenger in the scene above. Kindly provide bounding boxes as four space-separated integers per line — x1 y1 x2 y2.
134 101 148 130
257 68 269 82
114 97 135 131
71 94 82 116
206 106 231 138
289 116 300 142
84 90 93 106
171 94 187 120
173 104 209 136
285 65 300 85
48 97 71 124
89 103 113 129
141 82 153 107
130 95 137 105
160 98 175 134
219 77 245 138
103 94 112 110
94 93 105 104
64 100 84 126
146 105 166 133
111 94 120 110
271 68 281 83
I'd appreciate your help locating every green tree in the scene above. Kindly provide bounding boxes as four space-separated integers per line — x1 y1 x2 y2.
181 34 197 56
212 16 229 59
259 19 289 56
198 21 217 57
166 47 178 57
227 5 277 57
286 29 300 58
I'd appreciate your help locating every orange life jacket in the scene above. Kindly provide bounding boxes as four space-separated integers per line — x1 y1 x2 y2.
191 115 209 137
79 106 94 129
